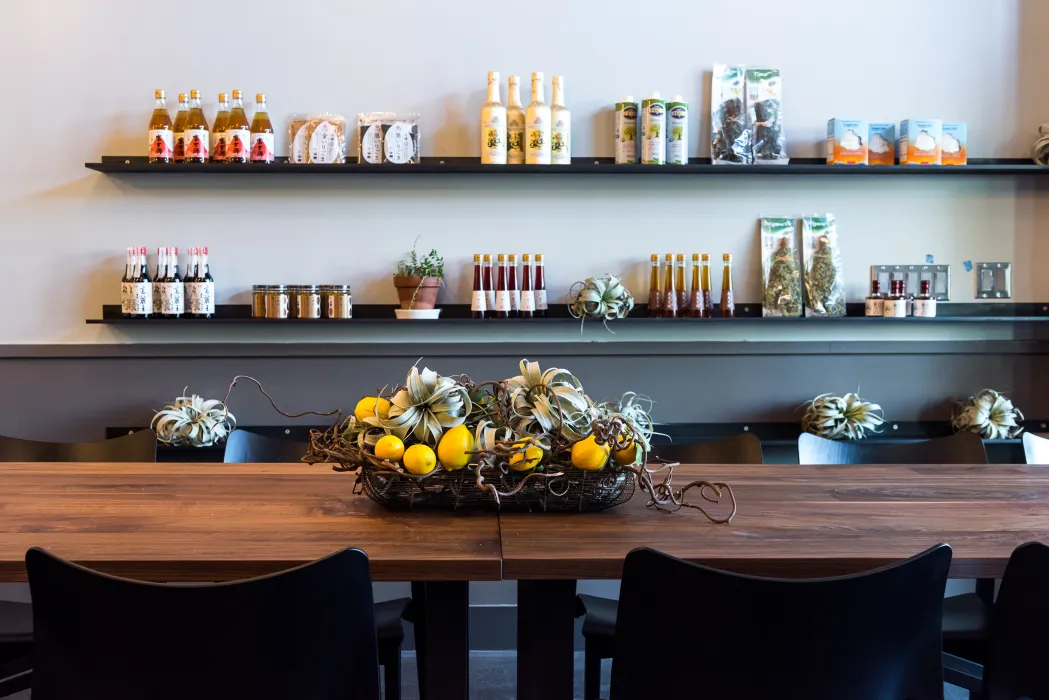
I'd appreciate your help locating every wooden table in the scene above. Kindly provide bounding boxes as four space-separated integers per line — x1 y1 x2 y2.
503 463 1049 700
0 462 502 700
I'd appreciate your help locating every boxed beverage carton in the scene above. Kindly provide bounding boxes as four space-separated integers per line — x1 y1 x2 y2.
827 119 869 165
868 123 896 165
942 122 968 166
899 119 942 165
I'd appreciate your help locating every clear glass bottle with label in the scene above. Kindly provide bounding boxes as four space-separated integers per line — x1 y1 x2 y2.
250 94 274 163
211 94 230 162
675 254 687 311
182 90 210 163
720 254 735 318
913 279 937 318
506 76 526 165
520 254 535 318
172 93 189 162
551 76 571 165
481 72 507 165
184 247 199 317
153 247 165 313
663 253 678 318
525 73 551 165
534 254 548 317
225 90 251 164
162 247 185 318
121 247 134 317
482 254 495 311
471 254 486 319
883 280 908 318
132 246 152 318
148 90 174 163
700 254 713 318
495 254 511 318
508 253 520 317
648 254 662 317
689 254 701 317
865 280 884 317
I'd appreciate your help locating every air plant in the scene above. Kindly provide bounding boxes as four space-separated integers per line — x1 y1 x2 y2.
373 366 472 446
594 392 657 450
567 274 635 331
801 392 884 440
151 390 236 447
506 360 596 441
950 389 1024 440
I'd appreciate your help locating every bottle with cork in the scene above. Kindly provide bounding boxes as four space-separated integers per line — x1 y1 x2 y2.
913 279 937 318
508 254 520 317
720 254 735 317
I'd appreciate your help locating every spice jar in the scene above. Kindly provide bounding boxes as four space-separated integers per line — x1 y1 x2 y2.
291 285 321 319
321 284 353 319
265 284 290 319
252 285 269 318
882 280 908 318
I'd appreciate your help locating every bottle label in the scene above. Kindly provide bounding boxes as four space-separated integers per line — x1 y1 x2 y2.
865 298 885 317
291 123 309 163
485 289 495 310
689 290 701 313
511 289 521 311
159 281 184 315
152 279 162 312
507 111 525 164
226 129 250 160
535 289 548 310
667 105 688 165
120 282 132 313
361 123 384 164
648 289 662 313
551 113 570 164
913 299 937 318
482 110 507 165
615 104 638 164
676 290 688 311
664 289 678 314
186 282 214 314
384 122 415 164
183 129 210 160
521 290 536 312
131 282 152 315
173 132 185 160
250 133 275 162
309 121 340 164
148 130 174 160
526 123 550 164
882 299 907 317
212 133 227 161
496 290 512 313
471 290 487 312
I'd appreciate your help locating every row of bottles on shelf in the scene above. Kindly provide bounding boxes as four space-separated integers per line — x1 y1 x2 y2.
470 254 549 318
149 90 273 164
648 253 735 318
865 280 937 318
120 247 215 318
481 72 571 165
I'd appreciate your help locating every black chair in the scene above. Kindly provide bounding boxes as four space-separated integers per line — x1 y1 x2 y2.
25 546 381 700
575 433 762 700
222 428 409 700
609 545 952 700
1022 432 1049 464
0 430 158 697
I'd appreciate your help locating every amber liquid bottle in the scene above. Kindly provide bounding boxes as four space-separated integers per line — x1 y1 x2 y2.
225 90 251 164
675 254 687 311
663 253 678 318
182 90 210 163
648 254 661 317
471 254 486 319
172 93 189 162
700 254 714 317
520 254 535 318
148 90 174 163
211 93 230 162
689 254 701 317
534 254 547 317
720 253 735 318
250 93 275 163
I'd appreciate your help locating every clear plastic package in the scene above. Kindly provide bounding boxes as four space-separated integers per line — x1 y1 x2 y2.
747 68 788 164
802 215 846 317
760 216 802 317
289 113 348 164
711 65 750 164
358 113 421 165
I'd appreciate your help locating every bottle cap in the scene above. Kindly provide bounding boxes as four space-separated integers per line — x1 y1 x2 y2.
522 253 531 261
178 93 187 102
509 75 519 84
723 253 732 261
155 89 165 99
650 254 659 261
172 247 178 255
553 76 563 85
139 246 147 254
532 72 544 81
535 254 544 261
190 90 200 99
665 253 673 261
256 93 266 103
509 253 518 261
648 92 661 99
623 96 635 102
483 254 492 261
676 254 685 261
871 279 881 293
920 279 931 294
488 71 499 81
497 253 506 262
671 95 685 103
692 253 699 261
218 93 228 102
202 247 208 255
474 254 481 262
701 253 709 261
232 90 243 99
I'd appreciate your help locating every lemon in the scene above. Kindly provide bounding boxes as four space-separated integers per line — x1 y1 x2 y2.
571 435 610 471
354 397 391 423
403 444 437 476
437 424 475 471
509 439 544 472
613 442 642 466
374 435 405 462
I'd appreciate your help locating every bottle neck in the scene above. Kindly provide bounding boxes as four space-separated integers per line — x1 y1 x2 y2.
231 98 244 110
531 81 545 105
487 78 501 104
177 101 188 112
189 97 202 109
217 101 229 112
722 262 733 291
508 82 523 108
155 98 167 110
552 81 564 107
255 100 267 113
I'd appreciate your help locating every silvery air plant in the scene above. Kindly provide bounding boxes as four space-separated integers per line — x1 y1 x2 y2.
151 390 236 447
567 274 635 332
950 389 1024 440
801 392 884 440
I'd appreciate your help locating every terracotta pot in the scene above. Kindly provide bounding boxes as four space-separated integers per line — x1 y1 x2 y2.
393 275 441 310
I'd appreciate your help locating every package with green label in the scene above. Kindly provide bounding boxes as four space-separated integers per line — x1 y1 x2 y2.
711 65 750 164
760 216 802 317
802 215 846 317
746 68 788 164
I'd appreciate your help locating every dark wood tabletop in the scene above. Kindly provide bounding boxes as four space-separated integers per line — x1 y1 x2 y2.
500 463 1049 580
0 463 502 582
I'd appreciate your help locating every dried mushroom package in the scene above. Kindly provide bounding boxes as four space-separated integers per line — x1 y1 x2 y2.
760 217 802 317
746 68 788 164
711 64 750 164
802 215 846 317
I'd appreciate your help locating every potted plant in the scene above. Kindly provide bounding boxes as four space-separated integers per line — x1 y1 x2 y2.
393 244 444 311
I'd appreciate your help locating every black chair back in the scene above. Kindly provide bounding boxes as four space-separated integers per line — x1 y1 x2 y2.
610 545 952 700
223 430 308 463
983 542 1049 699
26 547 380 700
1022 433 1049 464
650 432 763 464
798 431 987 465
0 430 156 462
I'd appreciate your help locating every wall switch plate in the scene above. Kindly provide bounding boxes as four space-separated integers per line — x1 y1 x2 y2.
871 264 950 301
975 262 1012 298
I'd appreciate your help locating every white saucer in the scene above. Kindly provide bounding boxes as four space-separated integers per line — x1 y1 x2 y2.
395 309 442 320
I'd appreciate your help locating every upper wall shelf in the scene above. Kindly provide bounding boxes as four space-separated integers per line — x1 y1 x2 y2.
85 156 1049 176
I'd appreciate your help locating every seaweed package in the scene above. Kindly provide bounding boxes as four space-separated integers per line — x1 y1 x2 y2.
802 215 846 317
711 64 750 164
746 68 788 164
760 217 802 317
382 113 421 165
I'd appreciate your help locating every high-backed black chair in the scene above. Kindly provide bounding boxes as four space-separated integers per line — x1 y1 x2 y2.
222 428 408 700
1022 432 1049 464
575 433 763 700
25 546 381 700
0 430 158 697
610 545 952 700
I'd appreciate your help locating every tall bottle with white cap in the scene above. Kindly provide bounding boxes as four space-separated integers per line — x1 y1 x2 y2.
641 92 666 165
506 76 526 165
550 76 571 165
480 72 507 165
525 72 551 165
667 96 689 165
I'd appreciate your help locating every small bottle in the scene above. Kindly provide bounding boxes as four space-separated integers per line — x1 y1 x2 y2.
662 254 678 318
225 90 251 164
551 76 571 165
211 93 230 162
525 72 551 165
250 94 275 163
865 280 885 317
121 247 134 317
700 254 713 318
481 72 507 165
508 253 520 317
495 254 511 318
913 279 937 318
132 246 152 318
520 254 535 319
148 90 174 163
720 254 735 318
198 246 215 318
471 254 487 319
153 246 165 313
482 254 495 311
172 93 189 162
534 254 548 317
506 76 526 165
182 90 210 163
689 254 701 318
161 247 184 318
883 280 908 318
648 254 662 317
675 254 687 311
184 247 199 317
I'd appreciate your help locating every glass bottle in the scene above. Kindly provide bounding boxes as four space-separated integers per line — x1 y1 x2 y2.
865 279 884 317
720 254 735 318
148 90 174 164
482 254 495 311
153 247 165 314
182 90 210 163
161 247 184 318
508 253 520 318
495 254 511 318
520 254 535 319
913 279 937 318
675 254 687 311
883 280 907 318
250 93 274 163
700 254 713 317
198 246 215 319
211 93 230 162
506 76 526 165
663 253 678 318
648 254 662 317
225 90 251 164
172 93 189 162
689 254 701 318
534 254 548 317
133 246 151 318
121 247 134 317
184 247 199 317
550 76 571 165
525 72 551 165
471 254 486 319
481 72 507 165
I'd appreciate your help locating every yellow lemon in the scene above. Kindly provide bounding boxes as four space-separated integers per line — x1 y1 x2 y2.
354 397 391 423
403 444 437 475
613 442 642 466
571 435 611 471
374 435 405 462
437 424 475 471
509 439 544 472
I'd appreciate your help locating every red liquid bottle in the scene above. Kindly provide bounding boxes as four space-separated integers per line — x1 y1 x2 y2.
495 254 511 318
471 254 486 319
534 254 547 317
482 254 495 312
519 254 535 319
508 253 520 318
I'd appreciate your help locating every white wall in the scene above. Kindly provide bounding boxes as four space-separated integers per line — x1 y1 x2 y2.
0 0 1047 344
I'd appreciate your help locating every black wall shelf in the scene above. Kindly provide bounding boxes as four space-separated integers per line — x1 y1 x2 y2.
86 156 1048 176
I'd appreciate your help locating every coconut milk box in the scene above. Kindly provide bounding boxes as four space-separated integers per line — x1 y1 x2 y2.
899 119 942 165
942 122 968 166
827 119 869 165
868 123 896 165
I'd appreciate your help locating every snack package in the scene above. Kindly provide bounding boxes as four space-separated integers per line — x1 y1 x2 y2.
747 68 788 164
827 119 869 165
358 112 421 164
290 113 348 164
868 123 896 165
760 216 802 317
288 113 310 163
711 64 750 164
942 122 968 166
802 215 846 317
899 119 942 165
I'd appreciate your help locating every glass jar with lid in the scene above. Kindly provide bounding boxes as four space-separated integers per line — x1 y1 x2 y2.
265 284 290 319
321 284 353 318
291 285 321 319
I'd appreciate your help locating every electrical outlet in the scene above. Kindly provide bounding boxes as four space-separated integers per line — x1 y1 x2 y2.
975 262 1012 299
871 264 950 301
